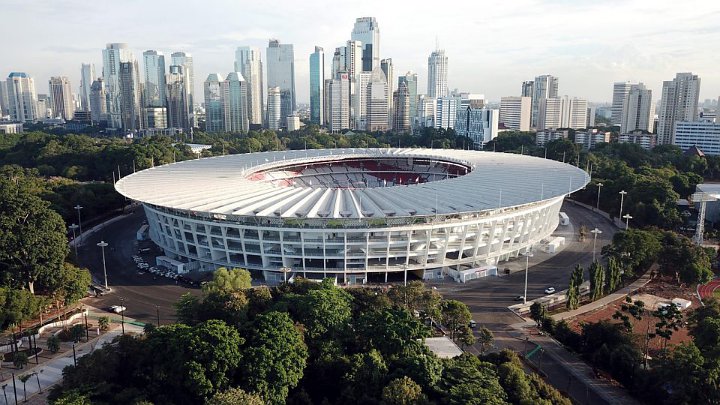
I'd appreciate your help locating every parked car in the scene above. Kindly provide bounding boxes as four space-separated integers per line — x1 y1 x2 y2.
544 287 556 294
109 305 126 313
469 320 477 329
515 295 525 301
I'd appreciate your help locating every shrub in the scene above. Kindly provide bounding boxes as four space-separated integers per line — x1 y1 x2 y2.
98 316 109 331
47 335 60 353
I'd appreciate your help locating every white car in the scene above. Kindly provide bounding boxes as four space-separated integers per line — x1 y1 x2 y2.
109 305 127 313
544 287 556 294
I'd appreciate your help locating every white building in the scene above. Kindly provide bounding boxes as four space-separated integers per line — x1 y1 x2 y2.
618 131 657 150
535 130 569 146
611 82 632 126
658 72 701 144
143 50 167 108
266 86 282 131
353 71 371 130
427 49 448 99
499 96 531 131
328 73 350 133
234 46 264 126
89 78 107 123
575 130 610 150
620 83 654 133
6 72 38 122
222 72 249 133
351 16 380 71
416 95 436 129
380 58 394 127
674 121 720 155
48 76 75 120
170 52 195 127
538 96 587 130
103 43 136 130
435 97 458 129
531 75 558 128
79 63 95 112
166 65 189 130
0 122 23 134
287 114 301 131
455 107 499 148
367 67 388 132
266 39 296 123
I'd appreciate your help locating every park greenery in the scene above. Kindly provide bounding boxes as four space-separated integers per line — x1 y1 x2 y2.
50 273 569 404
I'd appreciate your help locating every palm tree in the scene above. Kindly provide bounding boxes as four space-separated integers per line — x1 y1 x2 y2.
19 373 31 402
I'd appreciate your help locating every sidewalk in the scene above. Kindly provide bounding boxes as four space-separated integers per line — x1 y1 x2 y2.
0 318 143 404
551 268 653 322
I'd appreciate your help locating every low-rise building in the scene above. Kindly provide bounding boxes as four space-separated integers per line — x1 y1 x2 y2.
535 129 569 146
0 122 23 134
674 121 720 155
575 130 610 150
618 131 657 150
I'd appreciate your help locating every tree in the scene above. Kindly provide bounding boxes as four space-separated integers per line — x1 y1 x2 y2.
566 265 583 310
476 327 494 353
201 267 252 294
602 229 662 277
605 256 622 292
207 388 265 405
0 180 69 294
174 293 200 325
652 303 683 351
589 261 605 300
387 281 442 323
238 311 308 404
293 285 352 340
355 307 429 356
381 376 428 405
50 263 92 305
529 302 546 327
341 349 389 403
440 300 472 340
19 374 31 402
47 335 60 353
439 354 508 405
13 352 28 369
97 316 109 331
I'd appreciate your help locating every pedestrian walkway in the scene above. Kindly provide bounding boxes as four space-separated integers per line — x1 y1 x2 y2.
0 318 143 404
551 268 653 322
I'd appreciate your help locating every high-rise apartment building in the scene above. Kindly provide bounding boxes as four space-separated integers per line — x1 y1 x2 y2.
538 96 587 130
143 50 167 108
456 107 499 148
427 49 448 99
521 81 534 97
499 96 531 131
266 40 296 124
434 97 457 129
309 47 325 125
399 72 418 121
328 73 350 133
102 43 136 129
48 76 75 120
222 72 249 133
203 73 224 133
166 65 189 130
145 107 167 129
6 72 38 122
89 78 107 123
611 82 632 126
234 46 263 126
393 81 410 133
380 58 394 127
351 17 380 71
79 63 95 112
171 52 195 126
657 72 701 144
367 67 388 132
417 95 436 128
354 72 372 130
620 83 654 133
531 75 558 128
332 47 347 79
0 81 9 117
266 86 282 131
118 61 143 131
37 94 50 119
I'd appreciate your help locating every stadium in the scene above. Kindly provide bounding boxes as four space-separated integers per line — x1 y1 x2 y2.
115 148 590 284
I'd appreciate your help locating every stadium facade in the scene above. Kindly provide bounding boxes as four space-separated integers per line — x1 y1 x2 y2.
115 149 589 283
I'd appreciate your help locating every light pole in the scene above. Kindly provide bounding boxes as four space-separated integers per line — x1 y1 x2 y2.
402 264 408 286
523 251 534 305
120 297 125 335
156 305 160 327
595 183 604 211
590 228 603 262
280 267 291 283
618 190 627 221
623 214 633 230
69 224 79 259
74 205 83 244
97 241 109 290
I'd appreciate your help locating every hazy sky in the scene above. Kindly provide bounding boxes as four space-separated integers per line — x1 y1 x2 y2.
3 0 719 104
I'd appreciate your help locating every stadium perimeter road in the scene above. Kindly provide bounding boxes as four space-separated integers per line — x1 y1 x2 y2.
77 209 201 325
432 201 622 405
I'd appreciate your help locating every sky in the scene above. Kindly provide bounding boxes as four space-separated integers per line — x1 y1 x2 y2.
3 0 720 105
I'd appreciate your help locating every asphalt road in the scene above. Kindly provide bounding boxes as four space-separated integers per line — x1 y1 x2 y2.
77 209 201 325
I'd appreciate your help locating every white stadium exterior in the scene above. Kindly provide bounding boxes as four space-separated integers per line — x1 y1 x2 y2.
115 148 589 283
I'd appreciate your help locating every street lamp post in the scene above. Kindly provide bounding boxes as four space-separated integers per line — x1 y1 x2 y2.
618 190 627 221
156 305 160 327
590 228 603 262
623 214 633 230
595 183 604 211
120 297 125 335
97 241 109 290
523 251 534 305
69 224 79 259
74 205 83 244
280 267 291 284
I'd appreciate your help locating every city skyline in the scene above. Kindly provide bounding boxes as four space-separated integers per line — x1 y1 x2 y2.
2 0 719 104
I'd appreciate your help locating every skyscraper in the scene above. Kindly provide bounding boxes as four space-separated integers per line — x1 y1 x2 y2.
171 52 195 126
0 81 9 117
79 63 95 112
222 72 249 133
6 72 38 122
537 96 587 130
166 65 189 130
351 17 380 72
328 73 350 133
427 49 448 99
353 72 372 130
380 58 394 127
234 46 263 126
48 76 75 120
521 81 534 97
456 107 499 148
620 83 654 133
309 46 325 125
102 43 136 129
143 50 167 108
118 61 143 131
89 78 107 123
266 87 282 131
611 82 632 126
393 81 410 133
266 40 296 124
399 72 418 122
204 73 224 133
658 72 701 144
434 98 457 129
531 75 558 128
499 96 531 131
367 67 388 132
